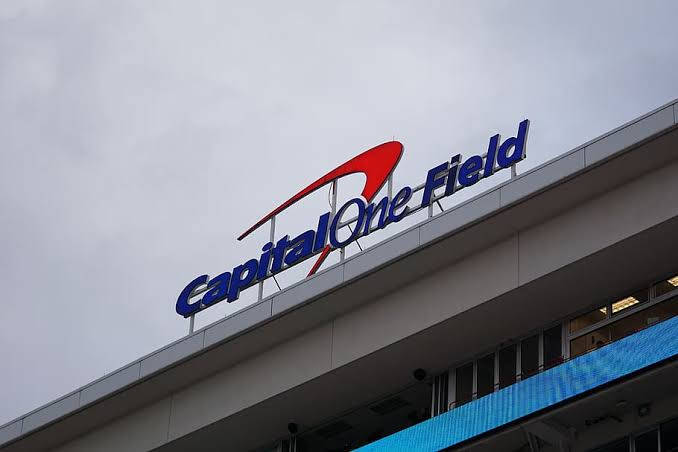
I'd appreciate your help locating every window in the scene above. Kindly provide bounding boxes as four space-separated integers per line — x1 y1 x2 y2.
570 307 607 334
570 297 678 358
661 417 678 452
543 326 563 369
498 345 516 389
476 354 494 398
570 325 610 358
612 288 648 315
455 363 473 407
521 335 539 379
634 429 658 451
654 274 678 298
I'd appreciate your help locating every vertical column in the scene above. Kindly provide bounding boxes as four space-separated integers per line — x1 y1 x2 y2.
257 216 277 301
516 342 522 382
472 360 478 401
331 180 345 262
430 376 437 417
562 322 570 360
430 372 449 417
538 331 545 372
494 350 500 391
448 368 456 411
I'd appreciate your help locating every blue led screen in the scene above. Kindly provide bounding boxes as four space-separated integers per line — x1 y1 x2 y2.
356 315 678 452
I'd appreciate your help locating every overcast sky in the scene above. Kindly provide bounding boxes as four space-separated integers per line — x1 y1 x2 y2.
1 0 677 426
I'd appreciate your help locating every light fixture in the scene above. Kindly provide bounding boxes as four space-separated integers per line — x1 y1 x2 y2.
667 275 678 287
612 296 640 313
638 403 651 417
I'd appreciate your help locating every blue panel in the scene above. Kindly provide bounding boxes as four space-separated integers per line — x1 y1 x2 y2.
357 315 678 452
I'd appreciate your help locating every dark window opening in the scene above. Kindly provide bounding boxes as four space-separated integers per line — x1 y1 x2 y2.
498 345 516 389
476 354 494 398
543 326 563 369
634 429 658 452
654 275 678 298
455 363 473 407
521 335 539 379
661 417 678 452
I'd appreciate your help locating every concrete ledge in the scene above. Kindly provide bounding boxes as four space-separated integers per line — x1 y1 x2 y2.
585 106 674 166
0 421 22 445
420 190 501 244
22 392 79 434
344 229 420 281
79 364 140 407
204 299 272 347
500 150 585 207
140 332 205 378
271 266 344 316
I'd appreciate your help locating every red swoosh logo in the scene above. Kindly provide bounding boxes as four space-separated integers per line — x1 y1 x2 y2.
238 141 404 275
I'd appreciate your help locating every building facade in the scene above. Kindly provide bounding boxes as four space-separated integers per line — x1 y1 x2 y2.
2 99 678 452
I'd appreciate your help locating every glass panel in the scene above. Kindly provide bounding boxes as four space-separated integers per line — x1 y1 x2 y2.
612 288 649 315
570 326 611 358
476 354 494 398
570 307 607 333
634 429 658 452
610 297 678 342
654 274 678 298
521 335 539 379
543 326 563 369
455 363 473 407
661 417 678 452
570 297 678 358
498 345 516 389
589 438 629 452
570 335 588 358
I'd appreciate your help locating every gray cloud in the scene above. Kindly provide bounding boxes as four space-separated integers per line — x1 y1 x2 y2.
0 0 676 424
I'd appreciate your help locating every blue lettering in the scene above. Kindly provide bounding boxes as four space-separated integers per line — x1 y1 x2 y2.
176 275 208 317
421 162 448 208
330 198 366 249
497 119 529 168
313 212 330 252
257 242 273 279
363 196 389 235
483 134 500 177
284 230 315 267
444 155 461 196
388 186 412 223
227 259 259 301
270 235 290 274
458 155 483 187
202 271 231 307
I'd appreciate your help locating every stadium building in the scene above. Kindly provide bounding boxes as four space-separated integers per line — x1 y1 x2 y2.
2 99 678 452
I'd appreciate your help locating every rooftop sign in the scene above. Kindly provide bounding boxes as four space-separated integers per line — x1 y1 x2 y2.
176 120 530 317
